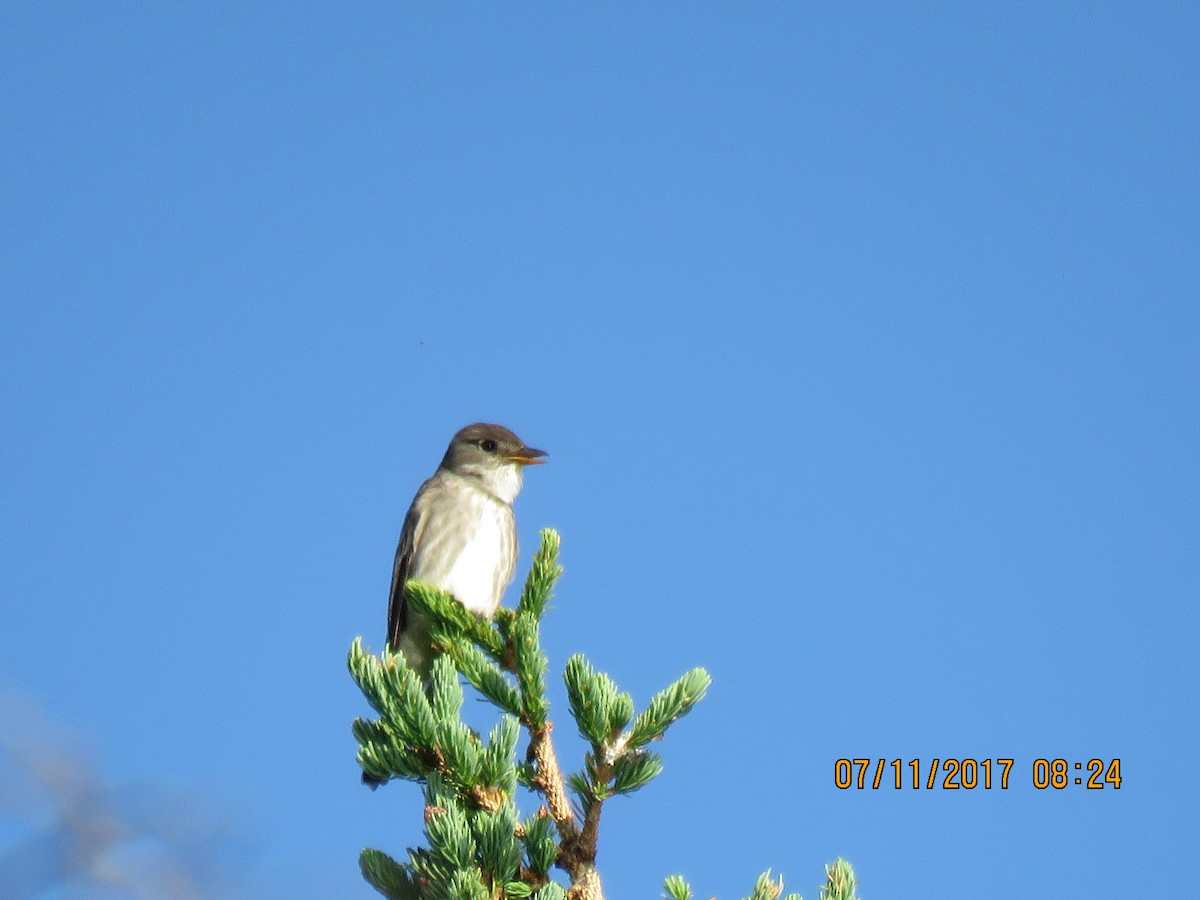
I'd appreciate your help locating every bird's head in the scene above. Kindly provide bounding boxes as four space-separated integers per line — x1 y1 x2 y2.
441 423 547 503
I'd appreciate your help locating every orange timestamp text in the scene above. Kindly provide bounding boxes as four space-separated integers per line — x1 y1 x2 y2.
833 758 1122 790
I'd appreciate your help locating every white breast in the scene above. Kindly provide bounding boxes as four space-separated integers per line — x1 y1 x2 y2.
411 479 516 617
441 498 510 615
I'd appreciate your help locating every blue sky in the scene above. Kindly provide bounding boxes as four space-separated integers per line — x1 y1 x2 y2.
2 3 1197 897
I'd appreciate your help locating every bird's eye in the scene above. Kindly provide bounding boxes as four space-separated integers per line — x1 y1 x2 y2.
480 439 498 453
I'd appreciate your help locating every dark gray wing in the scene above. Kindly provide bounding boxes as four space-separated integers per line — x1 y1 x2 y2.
385 498 423 652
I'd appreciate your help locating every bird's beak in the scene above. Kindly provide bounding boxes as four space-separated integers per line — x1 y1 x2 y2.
507 447 548 466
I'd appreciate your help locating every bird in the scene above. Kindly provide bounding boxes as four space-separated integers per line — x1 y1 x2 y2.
386 423 547 676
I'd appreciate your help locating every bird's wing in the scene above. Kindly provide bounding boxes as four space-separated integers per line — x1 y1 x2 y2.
386 498 424 652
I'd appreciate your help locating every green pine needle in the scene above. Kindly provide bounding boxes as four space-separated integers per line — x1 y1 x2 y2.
352 717 430 783
563 655 612 748
662 874 694 900
445 869 490 900
627 668 711 748
434 720 483 786
532 883 567 900
474 805 522 883
745 870 784 900
429 655 465 724
611 749 664 795
521 815 558 875
480 716 520 790
820 858 858 900
516 529 563 619
608 691 635 733
425 803 476 871
511 613 549 728
359 849 419 900
448 638 522 716
565 770 595 809
406 580 473 631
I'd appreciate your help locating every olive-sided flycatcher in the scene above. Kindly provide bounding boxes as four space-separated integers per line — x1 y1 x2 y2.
386 423 547 674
